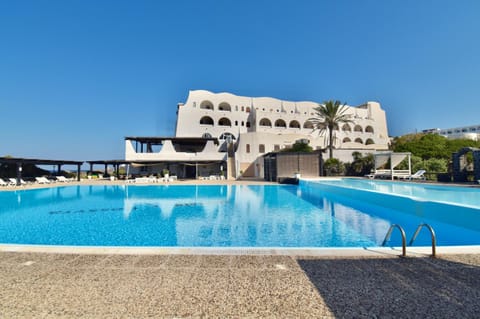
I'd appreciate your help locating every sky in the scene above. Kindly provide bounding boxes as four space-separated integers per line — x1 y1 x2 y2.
1 0 479 162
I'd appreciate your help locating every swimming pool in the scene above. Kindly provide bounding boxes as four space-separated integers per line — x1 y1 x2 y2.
0 182 479 247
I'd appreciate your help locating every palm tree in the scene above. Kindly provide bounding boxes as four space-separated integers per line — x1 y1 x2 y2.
309 100 353 159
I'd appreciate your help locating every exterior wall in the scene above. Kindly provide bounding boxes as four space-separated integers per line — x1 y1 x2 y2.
126 90 391 178
425 125 480 141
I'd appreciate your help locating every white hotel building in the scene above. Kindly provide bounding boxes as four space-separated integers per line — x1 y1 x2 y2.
125 90 390 179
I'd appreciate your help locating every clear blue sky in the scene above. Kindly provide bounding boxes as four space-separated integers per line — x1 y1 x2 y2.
1 0 479 161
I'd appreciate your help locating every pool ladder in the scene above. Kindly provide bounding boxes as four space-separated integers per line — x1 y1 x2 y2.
382 223 437 257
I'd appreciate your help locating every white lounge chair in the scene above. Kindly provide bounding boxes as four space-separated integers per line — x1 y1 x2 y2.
0 178 12 186
56 176 72 183
409 170 426 180
9 178 27 186
35 177 52 184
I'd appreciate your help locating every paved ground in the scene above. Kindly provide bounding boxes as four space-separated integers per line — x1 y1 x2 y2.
1 252 480 318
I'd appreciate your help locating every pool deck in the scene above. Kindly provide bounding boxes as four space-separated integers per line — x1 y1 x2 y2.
1 179 480 317
1 251 480 318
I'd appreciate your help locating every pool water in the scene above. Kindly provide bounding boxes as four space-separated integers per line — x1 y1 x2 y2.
0 183 479 247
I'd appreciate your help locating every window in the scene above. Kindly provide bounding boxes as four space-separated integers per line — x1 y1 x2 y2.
241 121 244 126
218 102 231 111
235 120 238 126
343 137 351 143
246 107 251 113
289 120 300 128
259 118 272 127
355 138 363 144
199 116 214 125
354 125 363 132
200 100 214 110
202 132 212 138
342 124 352 132
259 144 265 153
193 102 196 108
274 144 280 151
246 121 251 128
218 117 232 126
365 138 374 145
274 119 286 128
365 126 374 133
303 121 314 129
246 144 250 153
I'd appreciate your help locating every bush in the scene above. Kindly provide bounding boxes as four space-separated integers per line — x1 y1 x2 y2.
324 158 345 176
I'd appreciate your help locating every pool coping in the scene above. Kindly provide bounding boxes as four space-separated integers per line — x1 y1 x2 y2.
2 244 480 257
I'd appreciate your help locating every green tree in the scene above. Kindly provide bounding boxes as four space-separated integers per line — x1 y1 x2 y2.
309 100 353 159
281 141 313 153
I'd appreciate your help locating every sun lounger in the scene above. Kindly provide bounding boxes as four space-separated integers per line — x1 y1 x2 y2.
9 178 28 186
56 176 72 182
35 177 52 184
408 170 426 180
0 178 14 186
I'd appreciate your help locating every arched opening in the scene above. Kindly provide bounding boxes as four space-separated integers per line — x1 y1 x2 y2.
218 117 232 127
246 107 251 113
354 125 363 133
365 126 374 133
259 118 272 127
354 138 363 144
218 102 231 111
365 138 375 145
342 124 352 132
200 100 214 110
199 116 214 125
303 121 314 129
343 137 351 143
274 119 286 128
202 132 212 138
289 120 301 128
219 132 236 140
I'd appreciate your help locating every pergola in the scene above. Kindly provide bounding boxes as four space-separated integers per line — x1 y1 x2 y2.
0 157 84 184
86 160 131 179
372 151 411 180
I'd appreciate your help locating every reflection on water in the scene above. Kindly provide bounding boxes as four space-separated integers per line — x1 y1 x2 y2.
1 183 479 247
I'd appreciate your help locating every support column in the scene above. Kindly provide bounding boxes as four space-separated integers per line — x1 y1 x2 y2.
77 164 81 181
57 164 62 175
89 163 93 175
16 162 22 186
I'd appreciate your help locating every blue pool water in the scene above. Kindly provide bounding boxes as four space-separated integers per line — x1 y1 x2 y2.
0 182 479 247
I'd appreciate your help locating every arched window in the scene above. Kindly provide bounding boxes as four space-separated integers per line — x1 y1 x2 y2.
246 144 250 153
365 138 375 145
200 100 214 110
246 107 251 113
289 120 301 128
355 138 363 144
274 119 286 128
246 121 251 128
218 102 231 111
202 132 212 138
200 116 214 125
235 120 238 126
354 125 363 133
303 121 314 129
218 117 232 126
365 126 374 133
343 137 351 143
342 124 352 132
259 118 272 127
219 132 236 140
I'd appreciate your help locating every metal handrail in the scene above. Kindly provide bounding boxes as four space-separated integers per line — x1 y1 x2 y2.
409 223 437 258
382 224 407 257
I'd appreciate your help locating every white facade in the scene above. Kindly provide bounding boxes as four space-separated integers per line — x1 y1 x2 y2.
424 125 480 141
126 90 390 178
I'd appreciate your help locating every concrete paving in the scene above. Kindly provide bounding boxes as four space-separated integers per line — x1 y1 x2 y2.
1 252 480 318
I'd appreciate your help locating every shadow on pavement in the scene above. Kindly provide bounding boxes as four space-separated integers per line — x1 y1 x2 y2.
297 256 480 319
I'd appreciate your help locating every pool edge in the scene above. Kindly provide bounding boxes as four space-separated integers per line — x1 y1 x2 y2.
1 244 480 257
